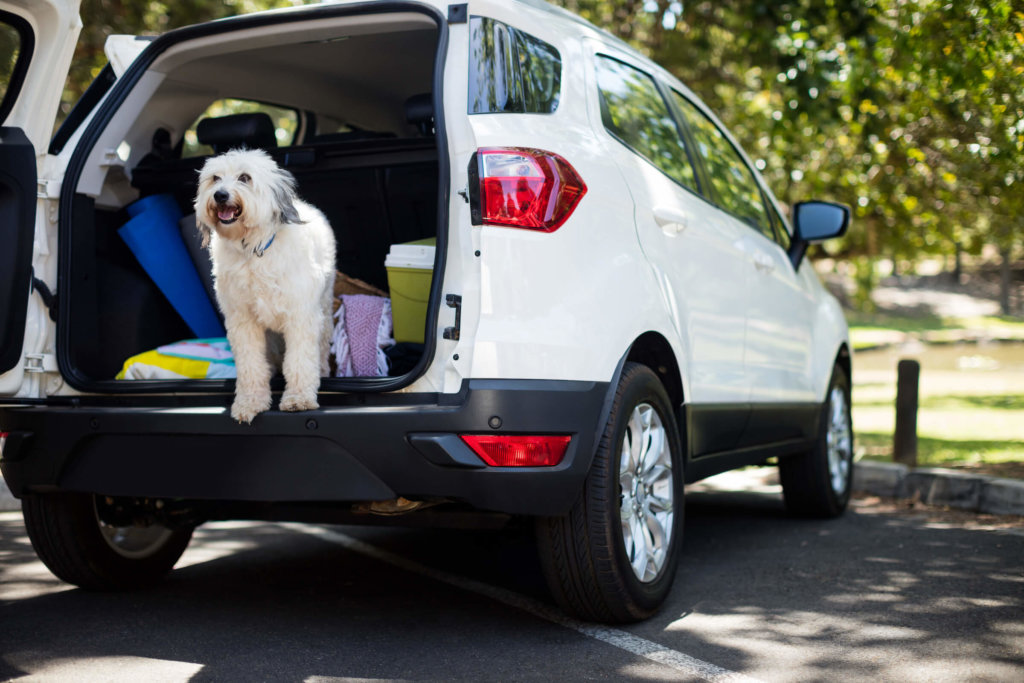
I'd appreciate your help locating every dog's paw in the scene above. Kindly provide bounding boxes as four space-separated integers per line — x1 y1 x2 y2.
279 391 319 412
231 395 271 424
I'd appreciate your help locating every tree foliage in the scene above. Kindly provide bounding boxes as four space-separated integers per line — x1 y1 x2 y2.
60 0 312 121
552 0 1023 291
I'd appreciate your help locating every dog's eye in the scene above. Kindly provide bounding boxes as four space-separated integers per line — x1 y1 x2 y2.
238 173 251 184
212 175 221 183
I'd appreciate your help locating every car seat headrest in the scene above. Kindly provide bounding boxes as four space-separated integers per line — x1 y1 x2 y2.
196 113 278 154
405 93 434 136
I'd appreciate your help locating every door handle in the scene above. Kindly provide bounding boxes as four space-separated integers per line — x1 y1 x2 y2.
652 206 690 235
753 252 775 273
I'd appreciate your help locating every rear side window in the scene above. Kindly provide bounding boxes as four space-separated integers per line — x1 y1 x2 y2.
468 16 561 114
670 91 772 236
595 56 698 193
769 205 792 250
0 11 33 125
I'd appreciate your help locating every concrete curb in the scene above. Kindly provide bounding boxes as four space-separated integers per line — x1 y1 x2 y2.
854 460 1024 516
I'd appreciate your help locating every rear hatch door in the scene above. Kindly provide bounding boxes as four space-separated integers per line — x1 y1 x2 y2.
0 0 81 395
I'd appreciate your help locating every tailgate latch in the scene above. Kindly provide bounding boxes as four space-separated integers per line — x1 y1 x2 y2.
443 294 462 341
25 353 58 373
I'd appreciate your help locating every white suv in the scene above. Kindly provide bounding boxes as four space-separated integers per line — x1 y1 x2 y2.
0 0 852 623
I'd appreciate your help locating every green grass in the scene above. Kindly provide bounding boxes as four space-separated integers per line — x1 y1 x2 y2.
856 432 1024 477
849 319 1024 473
853 394 1024 411
847 311 1024 349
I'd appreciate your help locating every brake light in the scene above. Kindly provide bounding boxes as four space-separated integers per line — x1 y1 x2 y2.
0 432 7 455
473 148 586 232
460 434 571 467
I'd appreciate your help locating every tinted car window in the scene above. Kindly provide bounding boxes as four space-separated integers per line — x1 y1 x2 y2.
0 12 31 125
469 16 561 114
670 91 771 236
769 204 792 250
595 56 698 193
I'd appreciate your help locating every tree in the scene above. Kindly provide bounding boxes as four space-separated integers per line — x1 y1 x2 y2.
551 0 1024 311
59 0 314 122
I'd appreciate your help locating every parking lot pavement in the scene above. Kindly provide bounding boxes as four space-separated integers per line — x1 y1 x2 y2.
2 482 1022 682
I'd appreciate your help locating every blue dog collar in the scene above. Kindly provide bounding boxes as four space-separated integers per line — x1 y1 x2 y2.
253 233 276 257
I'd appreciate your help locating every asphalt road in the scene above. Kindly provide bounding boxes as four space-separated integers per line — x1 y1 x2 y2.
2 478 1022 682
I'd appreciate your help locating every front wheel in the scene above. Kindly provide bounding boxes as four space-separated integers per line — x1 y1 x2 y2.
779 365 854 517
22 492 194 590
536 362 683 623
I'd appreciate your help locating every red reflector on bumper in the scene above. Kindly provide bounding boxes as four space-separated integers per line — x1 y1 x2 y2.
460 434 571 467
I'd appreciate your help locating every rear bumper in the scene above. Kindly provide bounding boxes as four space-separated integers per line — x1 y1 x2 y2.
0 379 609 516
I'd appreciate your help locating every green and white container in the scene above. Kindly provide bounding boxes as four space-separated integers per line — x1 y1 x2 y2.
384 237 435 343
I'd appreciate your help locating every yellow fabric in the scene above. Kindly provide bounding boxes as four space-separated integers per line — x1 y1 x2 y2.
116 349 213 380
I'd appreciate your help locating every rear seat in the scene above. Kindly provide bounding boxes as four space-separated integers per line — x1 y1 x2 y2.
130 101 438 291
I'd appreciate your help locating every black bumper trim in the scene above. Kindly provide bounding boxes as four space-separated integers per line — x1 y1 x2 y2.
0 379 608 516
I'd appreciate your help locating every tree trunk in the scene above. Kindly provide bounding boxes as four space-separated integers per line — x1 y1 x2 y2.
999 246 1011 316
953 242 962 284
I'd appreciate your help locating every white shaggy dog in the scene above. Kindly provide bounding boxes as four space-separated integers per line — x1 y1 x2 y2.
195 148 336 423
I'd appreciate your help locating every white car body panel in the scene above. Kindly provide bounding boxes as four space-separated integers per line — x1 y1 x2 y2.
0 0 81 397
586 42 750 404
104 34 147 77
461 5 681 386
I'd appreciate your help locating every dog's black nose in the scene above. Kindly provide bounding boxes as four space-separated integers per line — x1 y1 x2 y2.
214 190 229 204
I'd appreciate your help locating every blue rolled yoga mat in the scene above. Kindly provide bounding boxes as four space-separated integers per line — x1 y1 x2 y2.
119 194 225 338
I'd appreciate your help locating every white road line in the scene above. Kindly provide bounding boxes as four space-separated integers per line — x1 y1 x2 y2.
283 523 762 683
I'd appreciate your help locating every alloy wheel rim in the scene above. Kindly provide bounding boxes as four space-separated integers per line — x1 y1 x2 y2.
826 386 853 495
618 402 674 583
94 499 174 560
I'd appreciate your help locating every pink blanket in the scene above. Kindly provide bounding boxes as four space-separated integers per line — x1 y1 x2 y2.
330 294 395 377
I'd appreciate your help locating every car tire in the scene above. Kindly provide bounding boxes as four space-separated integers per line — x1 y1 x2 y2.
779 365 854 518
536 362 683 623
22 492 193 590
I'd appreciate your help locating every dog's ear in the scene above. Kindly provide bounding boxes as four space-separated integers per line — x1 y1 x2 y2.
272 168 303 224
196 216 213 249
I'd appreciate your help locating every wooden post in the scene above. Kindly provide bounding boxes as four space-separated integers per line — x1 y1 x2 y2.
893 359 920 467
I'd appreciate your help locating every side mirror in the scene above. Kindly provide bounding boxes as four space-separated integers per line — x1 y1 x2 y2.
788 200 851 269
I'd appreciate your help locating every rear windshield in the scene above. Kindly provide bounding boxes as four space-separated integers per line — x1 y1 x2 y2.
468 16 561 114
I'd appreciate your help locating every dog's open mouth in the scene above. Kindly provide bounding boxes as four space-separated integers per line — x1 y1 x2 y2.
217 205 242 225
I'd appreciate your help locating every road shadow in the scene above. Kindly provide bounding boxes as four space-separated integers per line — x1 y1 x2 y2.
2 486 1022 681
641 486 1024 680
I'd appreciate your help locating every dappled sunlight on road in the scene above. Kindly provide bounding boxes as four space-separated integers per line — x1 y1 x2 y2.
0 512 75 601
2 482 1022 682
657 478 1024 682
2 654 203 682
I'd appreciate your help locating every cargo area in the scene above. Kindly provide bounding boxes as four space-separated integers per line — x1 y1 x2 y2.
58 8 445 390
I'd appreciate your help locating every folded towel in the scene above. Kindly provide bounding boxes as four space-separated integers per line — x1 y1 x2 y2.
117 337 236 379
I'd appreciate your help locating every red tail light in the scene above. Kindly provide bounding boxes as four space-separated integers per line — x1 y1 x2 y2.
460 434 571 467
473 148 586 232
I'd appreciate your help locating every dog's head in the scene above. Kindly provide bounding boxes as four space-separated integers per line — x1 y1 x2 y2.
194 148 302 248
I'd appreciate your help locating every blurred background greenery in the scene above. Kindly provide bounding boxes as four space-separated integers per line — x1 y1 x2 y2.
42 0 1024 475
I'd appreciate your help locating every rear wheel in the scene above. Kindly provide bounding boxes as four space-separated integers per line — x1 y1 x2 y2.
779 365 854 517
536 362 683 623
22 492 193 590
